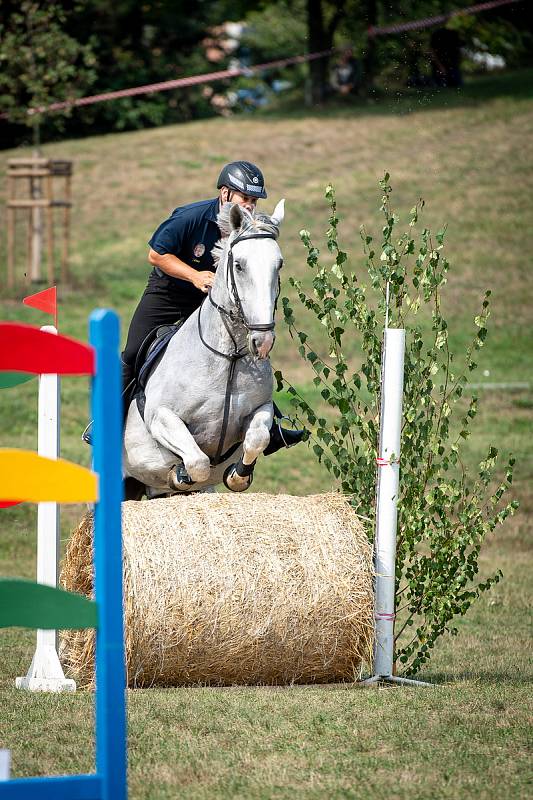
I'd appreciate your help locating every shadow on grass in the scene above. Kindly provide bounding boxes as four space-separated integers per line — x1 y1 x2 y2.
416 667 532 686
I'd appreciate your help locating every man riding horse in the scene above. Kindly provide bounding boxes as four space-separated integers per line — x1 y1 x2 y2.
83 160 303 460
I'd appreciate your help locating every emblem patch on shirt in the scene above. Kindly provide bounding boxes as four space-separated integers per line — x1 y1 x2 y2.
194 243 206 258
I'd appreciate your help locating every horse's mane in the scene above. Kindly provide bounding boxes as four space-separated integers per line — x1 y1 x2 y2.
211 202 280 267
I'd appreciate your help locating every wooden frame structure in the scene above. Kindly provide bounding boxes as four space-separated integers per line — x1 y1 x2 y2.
6 158 72 288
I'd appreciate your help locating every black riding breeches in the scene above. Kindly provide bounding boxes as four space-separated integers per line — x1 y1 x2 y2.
122 270 202 371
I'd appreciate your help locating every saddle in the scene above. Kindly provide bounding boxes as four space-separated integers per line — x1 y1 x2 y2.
132 323 183 421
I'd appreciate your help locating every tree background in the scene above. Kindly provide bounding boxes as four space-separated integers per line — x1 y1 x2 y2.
1 0 531 149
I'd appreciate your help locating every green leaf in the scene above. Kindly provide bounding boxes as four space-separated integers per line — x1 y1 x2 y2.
313 444 324 460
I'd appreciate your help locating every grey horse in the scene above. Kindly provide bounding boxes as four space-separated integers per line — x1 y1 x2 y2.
123 199 285 497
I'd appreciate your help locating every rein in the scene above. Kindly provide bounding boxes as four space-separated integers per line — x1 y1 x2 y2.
197 230 279 466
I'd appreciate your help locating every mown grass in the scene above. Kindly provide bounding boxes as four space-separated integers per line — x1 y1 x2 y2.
0 69 532 799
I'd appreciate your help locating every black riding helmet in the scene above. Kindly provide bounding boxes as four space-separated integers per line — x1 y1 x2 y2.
216 161 267 199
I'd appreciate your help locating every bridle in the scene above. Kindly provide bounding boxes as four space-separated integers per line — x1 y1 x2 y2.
198 229 280 359
197 229 280 466
208 230 279 330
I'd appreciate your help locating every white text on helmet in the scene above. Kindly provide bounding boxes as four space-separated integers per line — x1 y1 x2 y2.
228 173 245 190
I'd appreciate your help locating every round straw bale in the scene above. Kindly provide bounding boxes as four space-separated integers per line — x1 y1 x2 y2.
61 493 374 687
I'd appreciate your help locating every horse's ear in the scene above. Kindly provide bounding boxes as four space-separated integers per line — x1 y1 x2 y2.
230 203 244 231
270 199 285 228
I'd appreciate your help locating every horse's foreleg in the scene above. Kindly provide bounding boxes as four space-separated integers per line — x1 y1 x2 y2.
148 406 211 485
242 402 274 464
224 402 273 492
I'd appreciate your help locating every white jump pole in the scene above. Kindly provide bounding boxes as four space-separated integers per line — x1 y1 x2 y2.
16 325 76 692
361 326 431 687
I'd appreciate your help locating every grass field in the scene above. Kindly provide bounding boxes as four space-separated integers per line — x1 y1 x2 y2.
0 70 532 799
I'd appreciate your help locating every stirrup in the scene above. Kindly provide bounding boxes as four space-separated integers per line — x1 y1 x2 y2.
81 421 93 446
263 417 305 457
277 416 302 447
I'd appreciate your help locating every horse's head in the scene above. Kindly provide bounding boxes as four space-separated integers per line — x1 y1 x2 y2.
221 199 285 359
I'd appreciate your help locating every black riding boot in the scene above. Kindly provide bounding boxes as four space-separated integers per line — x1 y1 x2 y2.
263 403 306 457
82 360 135 445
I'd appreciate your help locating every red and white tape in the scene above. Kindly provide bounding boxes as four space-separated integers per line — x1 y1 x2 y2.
375 612 396 621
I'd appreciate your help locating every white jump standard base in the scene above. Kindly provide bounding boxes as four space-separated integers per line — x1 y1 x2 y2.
15 642 75 692
361 327 432 688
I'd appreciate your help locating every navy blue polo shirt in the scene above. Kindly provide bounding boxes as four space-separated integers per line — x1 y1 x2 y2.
148 197 220 300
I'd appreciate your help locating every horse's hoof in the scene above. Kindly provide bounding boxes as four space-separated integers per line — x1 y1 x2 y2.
168 463 194 490
223 463 254 492
186 456 211 484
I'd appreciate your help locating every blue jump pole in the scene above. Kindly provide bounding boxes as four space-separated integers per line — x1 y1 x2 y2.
90 309 127 800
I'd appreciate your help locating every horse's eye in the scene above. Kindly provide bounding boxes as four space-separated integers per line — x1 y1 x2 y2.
278 258 284 270
235 261 243 272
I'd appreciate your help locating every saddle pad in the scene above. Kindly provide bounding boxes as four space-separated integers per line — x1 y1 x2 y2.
135 324 182 420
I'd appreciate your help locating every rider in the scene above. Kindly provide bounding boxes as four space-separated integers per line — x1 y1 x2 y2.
84 160 303 455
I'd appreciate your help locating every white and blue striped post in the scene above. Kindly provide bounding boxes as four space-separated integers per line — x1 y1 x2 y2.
90 309 127 799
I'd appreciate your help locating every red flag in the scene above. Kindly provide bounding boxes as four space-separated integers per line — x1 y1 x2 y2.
23 286 58 329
